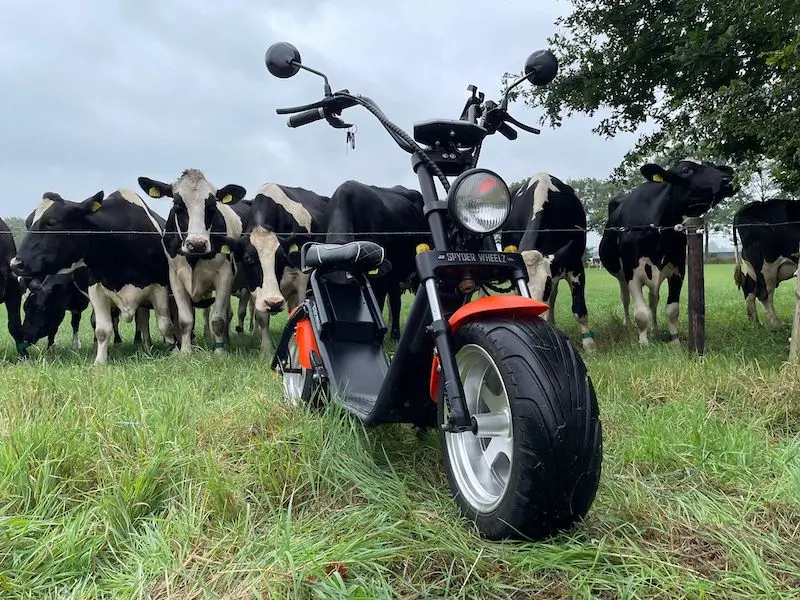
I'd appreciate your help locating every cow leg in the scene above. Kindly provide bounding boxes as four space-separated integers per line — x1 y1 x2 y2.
248 294 257 333
763 290 781 330
665 274 683 348
648 287 659 332
546 278 559 326
568 269 596 353
88 284 114 365
171 277 195 354
629 272 650 345
746 291 760 323
223 300 232 344
236 291 250 334
112 310 123 344
203 307 213 345
135 306 152 348
388 282 402 341
5 275 24 352
149 286 176 348
210 265 234 354
257 310 273 355
70 310 82 350
616 275 631 326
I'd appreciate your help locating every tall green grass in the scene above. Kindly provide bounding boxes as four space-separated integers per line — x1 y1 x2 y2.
1 264 799 598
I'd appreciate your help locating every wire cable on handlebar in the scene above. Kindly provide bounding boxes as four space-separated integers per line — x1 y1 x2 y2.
349 95 452 192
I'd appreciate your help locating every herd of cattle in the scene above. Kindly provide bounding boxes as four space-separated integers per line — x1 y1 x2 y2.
0 157 797 364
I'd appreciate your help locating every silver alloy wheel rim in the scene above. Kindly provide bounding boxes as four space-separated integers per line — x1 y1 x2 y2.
444 343 513 513
282 334 304 401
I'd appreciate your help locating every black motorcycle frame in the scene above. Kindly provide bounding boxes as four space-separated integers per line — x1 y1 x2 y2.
269 68 551 434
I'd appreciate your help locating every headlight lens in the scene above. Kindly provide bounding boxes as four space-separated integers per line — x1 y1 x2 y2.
448 169 511 235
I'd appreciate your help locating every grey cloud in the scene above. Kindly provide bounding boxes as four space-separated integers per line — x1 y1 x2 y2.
0 0 646 220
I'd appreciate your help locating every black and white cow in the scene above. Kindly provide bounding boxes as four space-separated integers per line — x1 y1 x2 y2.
224 183 330 354
599 158 736 346
10 189 177 364
18 266 144 351
137 169 248 354
500 172 596 351
732 198 800 328
1 217 24 353
324 181 428 340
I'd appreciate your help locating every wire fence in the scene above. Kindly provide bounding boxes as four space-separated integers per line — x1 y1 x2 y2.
4 220 800 239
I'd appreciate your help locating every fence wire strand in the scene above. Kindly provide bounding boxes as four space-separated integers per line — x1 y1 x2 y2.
4 219 800 239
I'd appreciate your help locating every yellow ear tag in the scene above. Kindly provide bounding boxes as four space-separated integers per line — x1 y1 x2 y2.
289 243 299 253
148 187 161 198
368 268 379 275
415 243 430 255
221 245 231 255
90 201 102 213
651 173 664 183
503 245 518 253
222 193 233 204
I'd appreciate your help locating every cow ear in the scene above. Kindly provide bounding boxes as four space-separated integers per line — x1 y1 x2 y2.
640 163 669 183
216 184 247 204
138 177 173 199
80 190 105 214
220 236 242 258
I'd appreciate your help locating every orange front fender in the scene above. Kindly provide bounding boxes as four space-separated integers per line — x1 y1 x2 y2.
429 296 549 402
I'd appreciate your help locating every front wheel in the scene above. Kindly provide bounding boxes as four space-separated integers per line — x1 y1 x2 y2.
438 317 602 540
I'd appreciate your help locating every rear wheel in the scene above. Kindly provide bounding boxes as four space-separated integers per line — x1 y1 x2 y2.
438 316 602 540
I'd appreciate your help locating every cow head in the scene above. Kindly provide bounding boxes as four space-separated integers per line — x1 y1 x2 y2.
20 276 66 344
10 191 104 280
640 159 737 216
138 170 246 257
520 249 554 302
224 226 298 314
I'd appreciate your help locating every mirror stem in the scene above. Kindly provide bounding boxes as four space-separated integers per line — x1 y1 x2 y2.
500 73 530 111
294 61 333 96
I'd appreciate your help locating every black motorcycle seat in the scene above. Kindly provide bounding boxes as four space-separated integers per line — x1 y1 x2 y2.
301 241 386 273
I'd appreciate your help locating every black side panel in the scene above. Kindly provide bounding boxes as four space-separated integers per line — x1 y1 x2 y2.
307 269 391 416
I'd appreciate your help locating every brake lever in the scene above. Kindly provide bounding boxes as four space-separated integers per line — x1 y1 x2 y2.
276 99 328 115
325 111 352 129
505 114 541 135
497 122 518 140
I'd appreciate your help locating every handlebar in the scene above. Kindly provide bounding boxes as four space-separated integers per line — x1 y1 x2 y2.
274 88 541 192
287 107 326 128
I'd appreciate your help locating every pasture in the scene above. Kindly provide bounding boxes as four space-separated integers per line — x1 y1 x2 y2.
2 264 800 599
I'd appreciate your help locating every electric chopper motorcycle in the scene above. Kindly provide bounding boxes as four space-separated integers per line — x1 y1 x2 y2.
264 42 603 540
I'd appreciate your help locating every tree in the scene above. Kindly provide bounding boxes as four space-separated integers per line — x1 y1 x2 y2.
507 0 800 192
3 216 26 248
564 177 632 234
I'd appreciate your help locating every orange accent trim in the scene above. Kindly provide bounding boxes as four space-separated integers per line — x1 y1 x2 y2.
429 296 549 402
296 319 319 370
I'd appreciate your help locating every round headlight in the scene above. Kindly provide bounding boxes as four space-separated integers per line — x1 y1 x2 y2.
447 168 511 235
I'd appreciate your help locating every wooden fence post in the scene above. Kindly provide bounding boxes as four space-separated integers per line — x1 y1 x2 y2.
789 244 800 361
685 216 705 356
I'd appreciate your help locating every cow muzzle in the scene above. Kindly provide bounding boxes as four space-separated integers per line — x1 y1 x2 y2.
256 296 285 314
182 236 211 256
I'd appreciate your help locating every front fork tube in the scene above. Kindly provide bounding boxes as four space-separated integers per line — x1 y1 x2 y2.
494 235 532 299
424 278 472 433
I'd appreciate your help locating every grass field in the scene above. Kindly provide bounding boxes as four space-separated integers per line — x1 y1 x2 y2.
2 263 800 599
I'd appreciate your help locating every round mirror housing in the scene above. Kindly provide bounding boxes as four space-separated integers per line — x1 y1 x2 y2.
524 50 558 86
265 42 302 79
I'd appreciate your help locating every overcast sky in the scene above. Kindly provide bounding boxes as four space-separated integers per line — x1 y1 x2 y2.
1 0 646 236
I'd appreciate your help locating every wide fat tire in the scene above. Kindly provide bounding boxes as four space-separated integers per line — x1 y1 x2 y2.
438 316 602 540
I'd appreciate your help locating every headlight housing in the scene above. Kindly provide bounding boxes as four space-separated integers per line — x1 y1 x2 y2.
447 168 511 235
